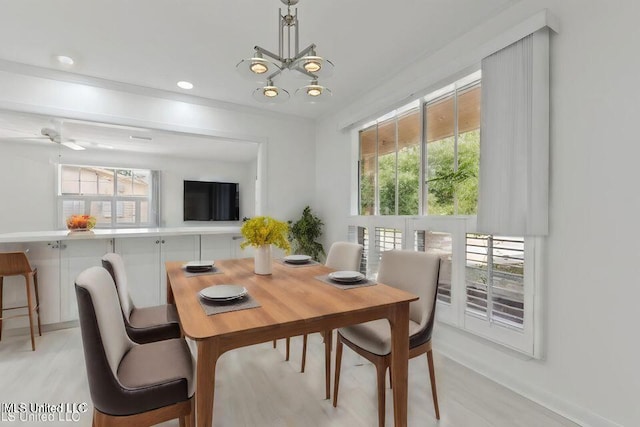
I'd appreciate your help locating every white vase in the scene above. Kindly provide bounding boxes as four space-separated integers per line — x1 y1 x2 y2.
254 244 272 275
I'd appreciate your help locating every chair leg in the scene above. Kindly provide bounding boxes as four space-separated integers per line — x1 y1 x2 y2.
332 337 343 407
427 349 440 420
273 339 277 349
0 277 4 341
33 271 41 336
285 337 290 361
188 397 195 427
375 362 386 427
301 334 308 373
25 275 35 351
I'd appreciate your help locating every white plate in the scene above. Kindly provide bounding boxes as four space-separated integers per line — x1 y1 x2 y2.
199 284 247 301
328 271 365 283
183 260 215 269
283 254 312 264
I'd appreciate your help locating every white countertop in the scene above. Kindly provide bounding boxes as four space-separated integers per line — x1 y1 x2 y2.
0 226 242 243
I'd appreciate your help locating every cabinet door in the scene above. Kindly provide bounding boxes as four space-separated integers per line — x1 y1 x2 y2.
59 239 114 321
115 237 162 308
160 235 198 303
200 234 234 262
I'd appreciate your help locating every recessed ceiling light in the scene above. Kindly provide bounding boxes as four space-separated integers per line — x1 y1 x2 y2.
177 81 194 90
56 55 74 65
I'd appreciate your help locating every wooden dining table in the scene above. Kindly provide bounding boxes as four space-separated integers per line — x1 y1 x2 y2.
166 257 418 427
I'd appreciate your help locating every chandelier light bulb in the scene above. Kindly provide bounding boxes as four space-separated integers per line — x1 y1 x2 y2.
303 59 321 73
264 86 279 97
250 61 268 74
307 86 322 97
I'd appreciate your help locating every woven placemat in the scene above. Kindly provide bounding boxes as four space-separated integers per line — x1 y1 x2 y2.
276 259 322 268
198 293 261 316
183 266 224 278
315 274 377 290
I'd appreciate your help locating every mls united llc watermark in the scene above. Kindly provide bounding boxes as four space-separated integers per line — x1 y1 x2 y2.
1 402 89 423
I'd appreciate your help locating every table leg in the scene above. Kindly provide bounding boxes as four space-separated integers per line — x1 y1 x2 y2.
167 273 175 304
323 329 332 399
389 302 410 427
196 340 219 427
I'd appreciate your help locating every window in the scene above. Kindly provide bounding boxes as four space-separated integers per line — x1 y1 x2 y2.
359 105 421 216
426 82 480 215
466 234 525 328
358 72 481 216
58 165 159 228
350 39 547 355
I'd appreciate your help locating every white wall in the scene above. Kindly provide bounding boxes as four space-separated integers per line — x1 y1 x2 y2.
0 70 316 231
0 140 255 233
315 1 640 426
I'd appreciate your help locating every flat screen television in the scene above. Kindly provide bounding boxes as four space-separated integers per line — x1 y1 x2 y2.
183 180 239 221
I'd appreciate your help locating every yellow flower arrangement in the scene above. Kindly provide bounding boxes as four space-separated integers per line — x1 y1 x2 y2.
240 216 291 253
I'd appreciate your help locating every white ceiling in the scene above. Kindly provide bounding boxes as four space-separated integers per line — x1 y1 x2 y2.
0 0 519 118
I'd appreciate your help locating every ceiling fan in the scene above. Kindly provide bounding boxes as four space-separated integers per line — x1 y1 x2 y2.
0 127 86 150
39 127 85 150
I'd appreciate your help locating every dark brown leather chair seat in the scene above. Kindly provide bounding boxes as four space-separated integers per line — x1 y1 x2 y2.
127 305 181 344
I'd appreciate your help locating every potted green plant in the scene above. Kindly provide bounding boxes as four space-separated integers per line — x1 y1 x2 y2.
289 206 325 262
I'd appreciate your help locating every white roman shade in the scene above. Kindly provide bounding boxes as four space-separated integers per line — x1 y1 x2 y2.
477 28 549 236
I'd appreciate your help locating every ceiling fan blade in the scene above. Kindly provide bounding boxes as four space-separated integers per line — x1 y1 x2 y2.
60 141 85 151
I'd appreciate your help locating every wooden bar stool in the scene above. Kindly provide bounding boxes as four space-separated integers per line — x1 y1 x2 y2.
0 252 41 351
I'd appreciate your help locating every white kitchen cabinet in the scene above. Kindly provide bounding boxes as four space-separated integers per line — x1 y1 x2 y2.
200 234 236 262
114 235 198 307
24 242 62 326
59 238 114 322
159 236 200 303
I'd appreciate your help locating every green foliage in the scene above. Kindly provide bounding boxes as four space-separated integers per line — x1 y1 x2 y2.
378 146 421 215
361 130 479 216
426 130 479 215
359 170 375 215
289 206 325 262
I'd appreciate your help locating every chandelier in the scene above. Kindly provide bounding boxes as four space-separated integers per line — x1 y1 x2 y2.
236 0 334 103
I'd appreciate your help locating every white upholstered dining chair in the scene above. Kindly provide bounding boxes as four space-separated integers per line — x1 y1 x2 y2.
102 253 181 344
332 250 441 426
280 241 364 374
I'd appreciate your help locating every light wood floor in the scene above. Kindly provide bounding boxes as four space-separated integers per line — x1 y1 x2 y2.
0 328 579 427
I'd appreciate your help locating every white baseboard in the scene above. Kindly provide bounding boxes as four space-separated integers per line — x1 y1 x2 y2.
435 337 622 427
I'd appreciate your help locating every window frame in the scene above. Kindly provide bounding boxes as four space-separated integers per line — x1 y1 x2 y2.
57 164 159 229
